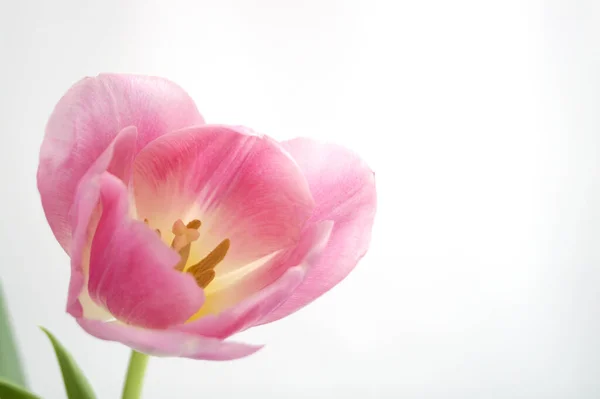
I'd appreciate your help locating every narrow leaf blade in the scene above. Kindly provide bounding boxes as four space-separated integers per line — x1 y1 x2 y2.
0 282 27 387
40 327 97 399
0 378 40 399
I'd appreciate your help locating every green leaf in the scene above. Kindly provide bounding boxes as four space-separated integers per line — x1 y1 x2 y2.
40 327 97 399
0 282 27 387
0 377 40 399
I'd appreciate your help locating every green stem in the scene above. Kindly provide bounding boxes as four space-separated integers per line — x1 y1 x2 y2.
121 351 149 399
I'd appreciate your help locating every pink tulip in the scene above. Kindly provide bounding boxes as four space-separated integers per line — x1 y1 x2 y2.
37 74 376 360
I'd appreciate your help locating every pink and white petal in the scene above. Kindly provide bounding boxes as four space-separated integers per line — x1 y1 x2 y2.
260 139 377 323
177 266 305 339
67 126 137 318
132 125 315 271
181 221 333 327
78 319 262 360
87 173 204 329
38 74 204 252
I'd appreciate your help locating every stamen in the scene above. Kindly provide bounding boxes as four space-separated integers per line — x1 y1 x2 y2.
186 219 201 229
187 239 230 276
143 218 161 237
193 269 216 288
167 217 229 289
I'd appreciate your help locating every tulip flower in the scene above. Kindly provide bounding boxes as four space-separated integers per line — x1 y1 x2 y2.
38 74 376 369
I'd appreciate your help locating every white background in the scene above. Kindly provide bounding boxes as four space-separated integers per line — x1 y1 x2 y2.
1 0 599 398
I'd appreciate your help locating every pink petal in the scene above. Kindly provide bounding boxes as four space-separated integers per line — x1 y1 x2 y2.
177 221 332 331
78 319 262 360
178 266 305 339
87 173 204 329
132 125 314 272
260 138 377 323
38 74 204 252
67 126 137 318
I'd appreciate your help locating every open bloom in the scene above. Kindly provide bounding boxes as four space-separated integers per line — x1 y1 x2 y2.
37 74 376 360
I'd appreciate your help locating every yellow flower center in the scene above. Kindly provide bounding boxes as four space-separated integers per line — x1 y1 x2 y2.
145 218 230 289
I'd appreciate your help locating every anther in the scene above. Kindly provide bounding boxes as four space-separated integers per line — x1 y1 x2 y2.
186 219 201 229
194 269 216 288
187 239 230 277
